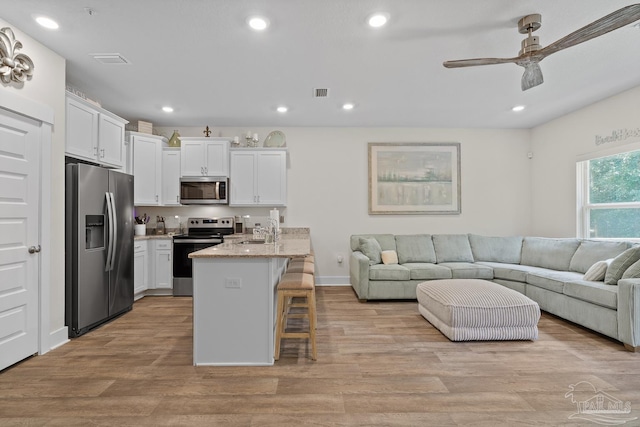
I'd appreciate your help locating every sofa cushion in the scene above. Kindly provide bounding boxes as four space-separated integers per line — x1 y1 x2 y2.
476 262 550 283
403 263 452 280
521 237 580 271
369 264 411 281
381 250 398 265
438 262 494 280
583 260 610 282
395 234 436 264
569 240 629 273
433 234 474 263
468 234 523 264
622 258 640 279
350 234 397 252
605 246 640 285
359 237 382 265
526 270 584 294
563 280 618 310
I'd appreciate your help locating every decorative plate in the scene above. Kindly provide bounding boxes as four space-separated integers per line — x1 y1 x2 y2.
264 130 286 147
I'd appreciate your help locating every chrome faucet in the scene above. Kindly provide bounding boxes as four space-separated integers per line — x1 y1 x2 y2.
266 217 279 243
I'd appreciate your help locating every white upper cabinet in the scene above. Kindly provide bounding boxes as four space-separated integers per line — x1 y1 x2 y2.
180 137 229 177
162 148 181 206
65 92 127 168
230 148 287 206
128 132 163 206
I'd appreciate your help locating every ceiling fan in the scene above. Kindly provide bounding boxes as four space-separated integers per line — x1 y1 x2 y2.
443 4 640 91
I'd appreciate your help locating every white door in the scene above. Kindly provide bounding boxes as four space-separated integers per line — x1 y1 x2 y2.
98 114 125 168
256 151 287 205
161 149 181 205
0 107 41 371
180 141 205 176
204 141 228 176
229 151 257 205
132 135 161 205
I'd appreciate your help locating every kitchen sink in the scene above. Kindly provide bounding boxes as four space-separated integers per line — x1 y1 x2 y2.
238 240 266 245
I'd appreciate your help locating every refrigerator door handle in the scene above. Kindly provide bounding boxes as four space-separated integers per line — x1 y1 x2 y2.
109 192 118 270
105 192 114 272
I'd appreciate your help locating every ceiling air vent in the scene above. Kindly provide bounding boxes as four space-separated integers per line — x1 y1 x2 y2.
90 53 131 65
314 88 329 98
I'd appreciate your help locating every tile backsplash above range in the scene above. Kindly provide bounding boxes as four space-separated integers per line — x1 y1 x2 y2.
133 206 284 236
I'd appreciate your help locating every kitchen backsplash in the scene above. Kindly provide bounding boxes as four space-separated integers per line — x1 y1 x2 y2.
133 205 285 234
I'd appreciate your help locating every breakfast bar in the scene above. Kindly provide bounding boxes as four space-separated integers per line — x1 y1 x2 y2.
189 229 311 366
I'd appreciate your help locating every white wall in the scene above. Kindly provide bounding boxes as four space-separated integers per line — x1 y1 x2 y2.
531 85 640 237
154 126 533 283
0 20 66 345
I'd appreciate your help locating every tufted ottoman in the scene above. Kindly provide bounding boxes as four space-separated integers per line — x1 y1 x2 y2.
417 279 540 341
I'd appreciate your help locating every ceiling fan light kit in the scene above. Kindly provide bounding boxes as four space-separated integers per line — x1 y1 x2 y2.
443 4 640 91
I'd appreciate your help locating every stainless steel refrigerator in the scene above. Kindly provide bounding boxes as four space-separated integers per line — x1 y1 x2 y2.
65 163 134 338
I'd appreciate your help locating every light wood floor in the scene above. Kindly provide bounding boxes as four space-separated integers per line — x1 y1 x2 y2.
1 287 639 426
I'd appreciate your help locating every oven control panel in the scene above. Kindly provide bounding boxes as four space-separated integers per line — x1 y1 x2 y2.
188 217 234 228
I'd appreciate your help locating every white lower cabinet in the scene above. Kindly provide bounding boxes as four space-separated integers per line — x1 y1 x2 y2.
152 240 173 290
133 240 148 298
134 238 173 299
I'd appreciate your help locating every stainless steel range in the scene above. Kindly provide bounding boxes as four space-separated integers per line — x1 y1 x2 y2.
172 217 235 296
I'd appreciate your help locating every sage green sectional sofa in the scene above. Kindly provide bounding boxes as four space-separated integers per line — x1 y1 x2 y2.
349 233 640 351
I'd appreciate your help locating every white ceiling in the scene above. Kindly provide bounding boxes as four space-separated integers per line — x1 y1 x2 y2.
3 1 640 129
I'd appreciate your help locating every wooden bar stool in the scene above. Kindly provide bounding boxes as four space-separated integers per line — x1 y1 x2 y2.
287 260 315 274
274 272 317 361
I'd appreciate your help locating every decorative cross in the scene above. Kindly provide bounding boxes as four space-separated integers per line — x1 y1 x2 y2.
203 126 211 137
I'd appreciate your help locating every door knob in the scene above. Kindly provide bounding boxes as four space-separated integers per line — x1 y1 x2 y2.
28 245 41 254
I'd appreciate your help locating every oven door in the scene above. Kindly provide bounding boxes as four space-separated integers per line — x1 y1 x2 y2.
172 239 220 278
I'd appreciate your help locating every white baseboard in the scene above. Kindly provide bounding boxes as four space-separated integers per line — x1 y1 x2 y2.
46 326 69 353
316 276 350 286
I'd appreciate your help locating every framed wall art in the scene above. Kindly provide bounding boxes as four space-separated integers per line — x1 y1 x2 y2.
368 142 461 215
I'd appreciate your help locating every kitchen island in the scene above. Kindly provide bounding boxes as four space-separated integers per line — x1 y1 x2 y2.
189 229 311 366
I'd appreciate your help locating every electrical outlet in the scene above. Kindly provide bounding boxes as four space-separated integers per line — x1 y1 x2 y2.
336 253 344 264
225 278 242 288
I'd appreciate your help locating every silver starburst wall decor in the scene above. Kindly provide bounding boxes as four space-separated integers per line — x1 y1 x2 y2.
0 27 35 84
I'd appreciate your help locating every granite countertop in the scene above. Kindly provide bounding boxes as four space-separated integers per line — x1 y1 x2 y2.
189 232 311 259
134 234 174 240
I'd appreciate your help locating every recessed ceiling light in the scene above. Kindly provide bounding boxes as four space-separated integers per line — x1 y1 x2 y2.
35 16 59 30
162 106 174 113
248 16 269 31
342 103 355 110
368 13 389 28
512 105 526 112
276 106 288 113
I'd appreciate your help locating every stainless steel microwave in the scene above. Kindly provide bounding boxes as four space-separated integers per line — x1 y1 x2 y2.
179 177 228 205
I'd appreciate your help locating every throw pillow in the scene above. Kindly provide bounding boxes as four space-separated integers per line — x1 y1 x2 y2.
622 258 640 279
381 250 399 265
359 237 382 265
583 260 610 281
604 246 640 285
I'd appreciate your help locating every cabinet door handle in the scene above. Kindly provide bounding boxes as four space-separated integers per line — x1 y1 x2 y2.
100 148 105 158
176 195 179 203
167 254 171 261
94 146 98 157
204 166 208 175
155 195 158 202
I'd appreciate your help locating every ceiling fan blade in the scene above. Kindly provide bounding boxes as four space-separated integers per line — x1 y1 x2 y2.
521 62 544 91
443 57 519 68
537 4 640 59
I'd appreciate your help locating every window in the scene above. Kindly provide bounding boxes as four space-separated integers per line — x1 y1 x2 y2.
578 149 640 239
